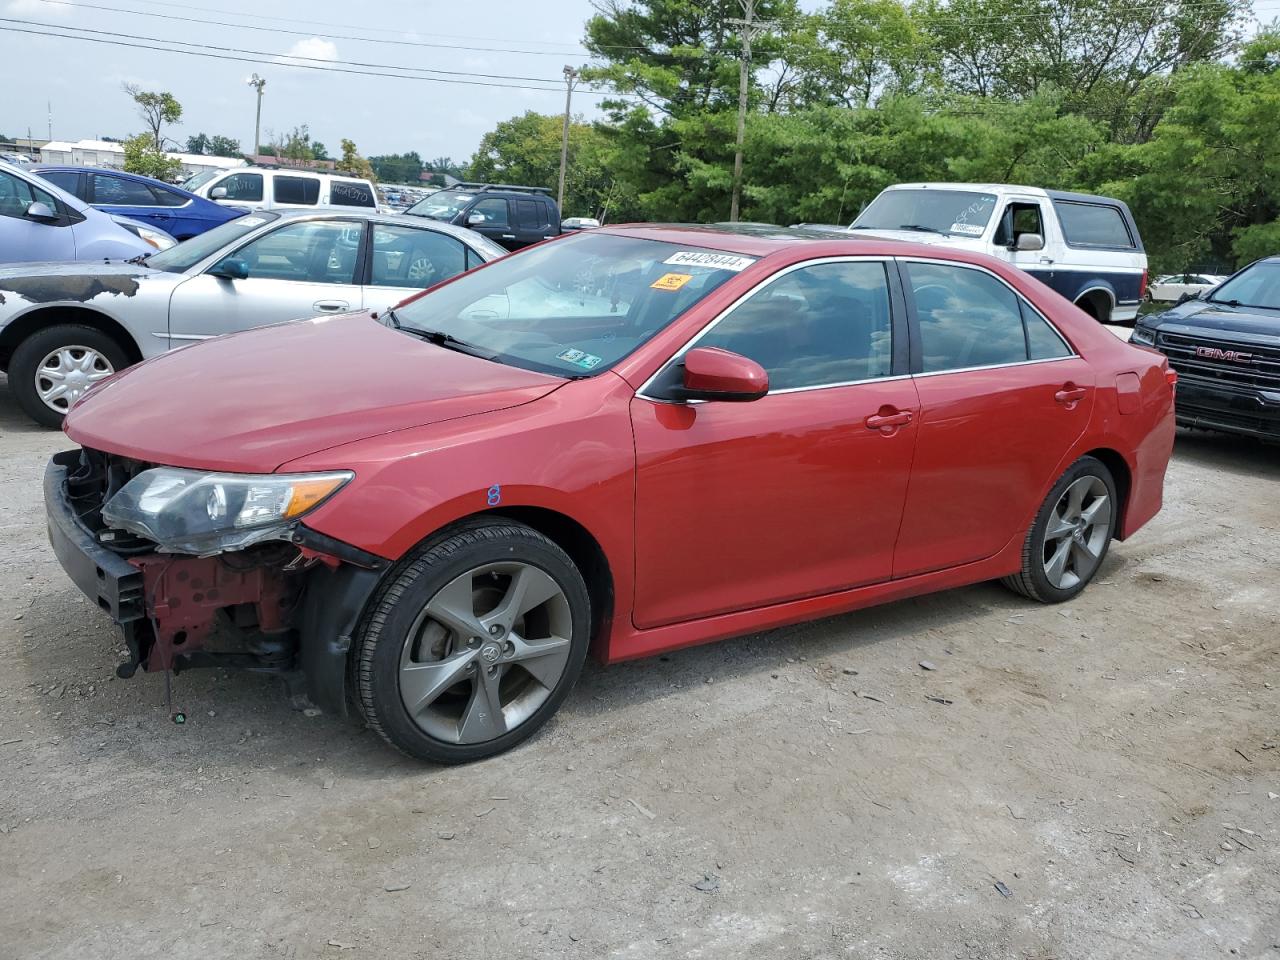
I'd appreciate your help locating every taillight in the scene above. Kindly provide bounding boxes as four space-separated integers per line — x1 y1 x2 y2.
1139 269 1148 299
1166 367 1177 397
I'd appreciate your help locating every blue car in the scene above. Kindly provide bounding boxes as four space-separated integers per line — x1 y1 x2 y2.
31 166 246 240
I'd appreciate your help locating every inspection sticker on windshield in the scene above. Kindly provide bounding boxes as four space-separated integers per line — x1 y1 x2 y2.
556 348 603 370
651 272 693 291
948 222 984 236
664 251 756 272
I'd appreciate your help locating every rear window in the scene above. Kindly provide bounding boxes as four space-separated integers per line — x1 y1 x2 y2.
37 170 80 195
1054 201 1134 249
273 176 320 205
330 180 375 208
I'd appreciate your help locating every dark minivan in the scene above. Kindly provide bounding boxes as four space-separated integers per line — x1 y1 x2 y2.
405 183 561 251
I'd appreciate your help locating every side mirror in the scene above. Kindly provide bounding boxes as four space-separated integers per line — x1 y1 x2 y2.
467 212 486 225
674 347 769 402
208 257 249 280
210 186 228 199
25 200 57 221
1014 233 1045 252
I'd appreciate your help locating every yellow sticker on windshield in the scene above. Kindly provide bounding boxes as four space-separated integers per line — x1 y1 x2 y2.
651 272 693 291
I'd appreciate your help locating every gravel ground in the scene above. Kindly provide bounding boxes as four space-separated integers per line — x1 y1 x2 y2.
1 369 1278 960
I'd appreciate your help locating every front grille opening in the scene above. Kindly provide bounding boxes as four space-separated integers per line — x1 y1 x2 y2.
1158 331 1280 390
66 448 158 556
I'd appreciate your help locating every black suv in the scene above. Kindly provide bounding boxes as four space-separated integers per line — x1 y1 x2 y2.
404 183 561 251
1134 255 1280 440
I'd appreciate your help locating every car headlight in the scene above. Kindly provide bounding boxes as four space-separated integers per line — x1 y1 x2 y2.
1130 325 1156 345
101 468 352 555
111 217 177 251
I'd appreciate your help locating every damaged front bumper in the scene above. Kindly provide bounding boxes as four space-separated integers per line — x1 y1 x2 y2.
44 450 385 714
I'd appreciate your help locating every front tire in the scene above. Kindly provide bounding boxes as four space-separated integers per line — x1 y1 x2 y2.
10 324 129 428
1002 456 1117 603
356 521 591 764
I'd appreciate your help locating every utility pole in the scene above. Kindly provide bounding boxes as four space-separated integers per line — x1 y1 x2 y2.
247 74 267 156
558 66 579 213
726 0 777 222
47 100 52 141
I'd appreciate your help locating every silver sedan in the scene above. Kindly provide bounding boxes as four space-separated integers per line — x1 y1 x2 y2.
0 209 507 426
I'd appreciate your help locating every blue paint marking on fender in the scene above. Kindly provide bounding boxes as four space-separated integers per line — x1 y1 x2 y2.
486 484 501 506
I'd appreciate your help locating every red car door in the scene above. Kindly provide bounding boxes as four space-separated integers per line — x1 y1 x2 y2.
630 258 920 629
891 259 1095 578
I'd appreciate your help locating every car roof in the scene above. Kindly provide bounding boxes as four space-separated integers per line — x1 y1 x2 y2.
230 166 371 182
595 222 986 260
264 207 497 245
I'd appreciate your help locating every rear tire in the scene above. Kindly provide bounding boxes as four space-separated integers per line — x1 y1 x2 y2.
1002 456 1117 603
356 520 590 764
9 324 130 428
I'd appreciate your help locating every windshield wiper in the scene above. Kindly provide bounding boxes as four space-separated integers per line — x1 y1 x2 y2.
388 315 498 360
896 224 945 234
124 252 153 265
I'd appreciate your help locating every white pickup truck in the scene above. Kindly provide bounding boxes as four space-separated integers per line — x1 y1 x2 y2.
851 183 1148 324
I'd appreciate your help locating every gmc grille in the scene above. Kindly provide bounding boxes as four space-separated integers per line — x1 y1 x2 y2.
1157 331 1280 391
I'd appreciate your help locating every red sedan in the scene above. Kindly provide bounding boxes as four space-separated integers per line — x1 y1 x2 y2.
44 226 1176 763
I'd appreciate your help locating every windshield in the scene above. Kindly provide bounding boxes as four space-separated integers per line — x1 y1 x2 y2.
405 190 475 220
1208 261 1280 309
391 232 756 377
853 189 997 238
181 169 221 193
146 212 281 272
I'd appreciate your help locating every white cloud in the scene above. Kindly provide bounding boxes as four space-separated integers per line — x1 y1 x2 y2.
7 0 72 17
274 37 338 65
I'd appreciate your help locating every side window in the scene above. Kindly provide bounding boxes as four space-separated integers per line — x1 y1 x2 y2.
513 199 542 230
219 220 359 284
694 261 894 391
1054 202 1134 249
37 170 80 196
330 180 375 208
0 171 57 219
273 176 320 206
908 262 1027 372
149 186 189 207
219 173 263 202
993 202 1044 246
369 225 467 289
1021 302 1072 360
471 198 509 227
92 174 158 206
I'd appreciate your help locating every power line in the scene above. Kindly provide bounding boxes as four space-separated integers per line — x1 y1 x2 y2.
1 16 570 84
0 23 635 95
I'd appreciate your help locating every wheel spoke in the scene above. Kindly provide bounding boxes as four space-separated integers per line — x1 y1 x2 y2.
482 565 562 634
424 573 484 640
1072 538 1098 570
41 383 70 401
1045 508 1074 541
1045 538 1072 585
1081 494 1111 531
458 667 507 742
39 366 67 382
400 651 476 714
1065 479 1088 518
508 633 571 688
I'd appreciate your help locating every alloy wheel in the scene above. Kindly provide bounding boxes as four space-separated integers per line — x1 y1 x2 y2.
34 346 115 415
398 561 573 744
1041 475 1111 590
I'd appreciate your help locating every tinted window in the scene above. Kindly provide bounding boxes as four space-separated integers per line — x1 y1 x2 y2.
1021 302 1072 360
1055 201 1133 248
0 171 57 219
513 198 551 232
696 261 893 390
37 170 80 195
369 225 467 289
909 263 1027 372
149 185 189 207
93 174 159 206
330 180 375 208
219 173 263 202
219 220 359 284
273 176 320 205
471 198 508 227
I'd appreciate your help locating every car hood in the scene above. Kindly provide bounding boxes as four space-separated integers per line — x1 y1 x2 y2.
1146 299 1280 346
0 261 175 306
63 312 566 472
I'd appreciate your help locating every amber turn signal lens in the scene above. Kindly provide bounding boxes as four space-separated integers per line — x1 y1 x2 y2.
284 477 349 518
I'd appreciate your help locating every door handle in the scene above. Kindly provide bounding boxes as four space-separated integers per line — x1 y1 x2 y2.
1054 384 1088 404
501 234 516 240
1039 257 1054 265
865 408 913 433
313 300 348 312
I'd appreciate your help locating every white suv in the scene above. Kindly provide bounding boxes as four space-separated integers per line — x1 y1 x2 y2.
851 183 1148 323
182 167 379 214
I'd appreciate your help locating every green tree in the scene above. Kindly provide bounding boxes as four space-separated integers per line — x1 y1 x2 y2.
185 132 211 155
336 139 377 182
123 84 182 150
122 133 182 181
370 152 424 184
311 141 328 161
208 135 241 158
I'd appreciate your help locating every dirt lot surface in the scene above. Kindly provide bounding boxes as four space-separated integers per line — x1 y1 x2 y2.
1 370 1278 960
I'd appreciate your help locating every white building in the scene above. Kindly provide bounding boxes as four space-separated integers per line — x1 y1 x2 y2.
37 139 245 180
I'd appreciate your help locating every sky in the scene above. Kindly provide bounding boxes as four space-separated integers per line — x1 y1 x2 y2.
0 0 615 162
